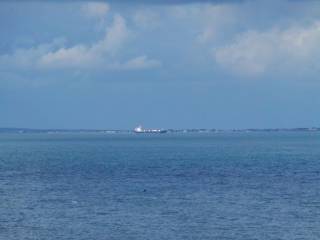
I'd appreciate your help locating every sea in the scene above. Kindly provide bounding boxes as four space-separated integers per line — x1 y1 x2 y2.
0 132 319 240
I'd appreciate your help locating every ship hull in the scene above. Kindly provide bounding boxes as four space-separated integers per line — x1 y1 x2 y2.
134 130 167 134
134 126 167 134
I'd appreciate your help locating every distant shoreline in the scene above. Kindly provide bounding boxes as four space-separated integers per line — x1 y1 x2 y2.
0 127 319 134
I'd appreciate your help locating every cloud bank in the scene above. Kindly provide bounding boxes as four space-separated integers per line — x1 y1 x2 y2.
1 0 319 80
0 10 160 71
214 21 320 76
39 14 129 69
81 2 110 19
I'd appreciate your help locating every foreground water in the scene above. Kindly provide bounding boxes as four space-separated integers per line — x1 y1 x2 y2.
0 132 320 240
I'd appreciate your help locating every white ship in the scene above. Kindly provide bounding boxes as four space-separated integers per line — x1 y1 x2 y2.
134 125 167 134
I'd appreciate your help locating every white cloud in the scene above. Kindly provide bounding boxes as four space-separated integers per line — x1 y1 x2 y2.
168 4 237 43
91 14 129 55
111 55 161 70
39 44 96 69
214 21 320 76
0 15 160 71
196 5 237 43
81 2 110 20
38 14 129 69
0 38 66 70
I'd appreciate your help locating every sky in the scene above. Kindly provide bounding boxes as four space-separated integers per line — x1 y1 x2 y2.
1 0 320 129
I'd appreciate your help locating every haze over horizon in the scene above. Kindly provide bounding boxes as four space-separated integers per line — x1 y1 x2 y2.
1 0 320 130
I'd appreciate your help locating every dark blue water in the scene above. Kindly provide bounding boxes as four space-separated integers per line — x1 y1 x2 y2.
1 132 320 240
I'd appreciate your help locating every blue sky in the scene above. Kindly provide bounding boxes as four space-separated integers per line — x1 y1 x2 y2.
1 0 320 129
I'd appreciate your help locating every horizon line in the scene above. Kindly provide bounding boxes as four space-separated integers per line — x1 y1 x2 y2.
0 126 319 131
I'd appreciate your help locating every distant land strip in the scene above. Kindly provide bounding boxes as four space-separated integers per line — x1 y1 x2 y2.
0 127 319 134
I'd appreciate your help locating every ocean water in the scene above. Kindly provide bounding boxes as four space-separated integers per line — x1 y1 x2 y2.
0 132 320 240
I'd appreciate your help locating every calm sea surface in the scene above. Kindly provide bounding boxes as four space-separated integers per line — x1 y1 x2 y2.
0 132 320 240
